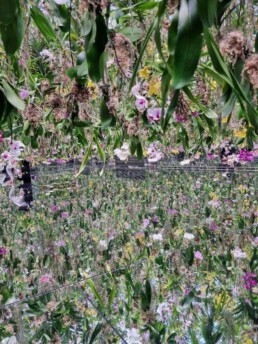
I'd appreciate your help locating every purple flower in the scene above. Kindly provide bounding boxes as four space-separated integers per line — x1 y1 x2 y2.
239 149 254 162
135 96 148 111
194 251 203 260
55 240 66 247
243 272 257 290
51 205 59 212
142 219 150 228
0 247 7 256
207 153 215 160
20 89 29 100
61 212 69 218
168 208 178 215
192 111 199 117
152 215 159 223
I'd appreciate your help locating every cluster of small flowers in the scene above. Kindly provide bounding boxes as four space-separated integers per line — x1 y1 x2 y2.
243 272 257 290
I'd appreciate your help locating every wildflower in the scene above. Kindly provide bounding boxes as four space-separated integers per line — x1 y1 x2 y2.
51 205 59 212
142 219 150 228
135 96 148 111
220 31 251 64
243 54 258 89
126 328 142 344
148 78 161 96
55 240 66 247
234 127 247 138
239 149 254 162
183 233 195 240
156 302 171 324
151 233 163 241
39 274 51 283
147 108 162 123
54 0 69 4
0 247 7 256
114 142 130 161
20 89 29 100
139 66 150 79
194 251 203 260
192 111 199 117
61 212 69 218
232 248 247 259
152 215 159 223
243 272 257 290
168 208 178 215
1 151 10 161
131 83 141 97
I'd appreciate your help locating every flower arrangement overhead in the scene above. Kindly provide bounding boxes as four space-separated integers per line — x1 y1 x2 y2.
0 0 257 169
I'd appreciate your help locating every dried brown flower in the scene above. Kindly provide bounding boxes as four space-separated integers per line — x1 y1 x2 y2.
24 104 42 127
46 93 64 108
243 54 258 89
112 33 136 75
219 31 252 64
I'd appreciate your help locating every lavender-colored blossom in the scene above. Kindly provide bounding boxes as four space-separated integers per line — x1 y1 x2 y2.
61 212 69 218
142 218 150 228
20 89 29 100
194 251 203 260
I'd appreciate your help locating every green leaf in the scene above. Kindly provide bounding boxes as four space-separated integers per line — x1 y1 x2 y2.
0 5 24 55
31 6 59 45
87 279 105 309
66 67 77 79
161 89 179 131
1 80 25 110
134 1 160 11
183 86 218 118
94 136 106 162
81 10 92 36
99 51 108 82
100 98 115 129
89 323 102 344
168 10 179 56
255 32 258 54
0 0 18 25
77 60 88 77
197 0 218 27
136 141 143 159
129 18 157 91
172 0 203 89
76 139 93 177
119 27 143 42
86 12 108 82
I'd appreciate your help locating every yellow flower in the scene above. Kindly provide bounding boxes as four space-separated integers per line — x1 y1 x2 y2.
175 228 183 236
171 149 179 154
206 272 216 283
238 184 247 193
139 66 150 79
243 335 253 344
125 243 133 255
85 308 97 316
222 117 228 124
148 78 161 96
135 233 145 245
234 127 247 138
87 79 95 88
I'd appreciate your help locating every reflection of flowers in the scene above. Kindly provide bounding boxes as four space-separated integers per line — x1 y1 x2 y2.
114 143 130 161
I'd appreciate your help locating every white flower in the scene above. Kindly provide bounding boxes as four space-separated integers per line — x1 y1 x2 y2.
183 233 195 240
232 248 247 259
40 49 55 61
126 328 142 344
151 233 163 241
54 0 69 4
99 240 108 249
156 302 171 324
180 159 191 166
114 143 130 161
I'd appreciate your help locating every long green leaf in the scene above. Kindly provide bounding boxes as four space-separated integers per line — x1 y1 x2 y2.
75 139 93 177
172 0 203 89
197 0 218 27
1 80 25 110
183 86 218 118
0 5 24 55
31 6 59 45
0 0 18 25
87 279 105 309
129 18 157 91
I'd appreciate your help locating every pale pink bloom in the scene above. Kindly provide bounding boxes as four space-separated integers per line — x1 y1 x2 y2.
1 151 10 161
135 96 148 111
147 108 162 123
194 251 203 260
39 274 51 283
61 212 69 218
